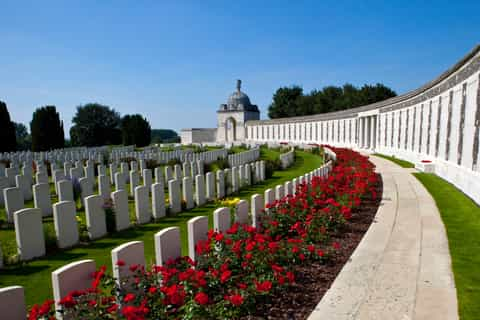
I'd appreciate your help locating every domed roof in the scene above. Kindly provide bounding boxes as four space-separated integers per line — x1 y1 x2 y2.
227 90 252 108
219 80 259 112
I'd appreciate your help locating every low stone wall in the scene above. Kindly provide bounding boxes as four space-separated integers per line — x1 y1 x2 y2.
227 148 260 167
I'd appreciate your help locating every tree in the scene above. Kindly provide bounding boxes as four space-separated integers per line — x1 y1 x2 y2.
70 103 121 147
14 122 31 150
267 86 304 119
30 106 65 151
151 129 180 143
268 83 397 118
121 114 151 147
0 101 17 152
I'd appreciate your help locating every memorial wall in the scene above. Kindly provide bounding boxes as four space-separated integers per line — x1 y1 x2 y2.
245 45 480 204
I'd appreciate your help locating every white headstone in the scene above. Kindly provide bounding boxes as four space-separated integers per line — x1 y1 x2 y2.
235 199 249 224
195 174 206 206
111 241 145 286
135 185 150 224
154 226 181 266
168 179 181 214
216 170 225 199
115 172 126 191
16 175 32 201
98 175 111 200
182 176 194 210
129 171 140 197
111 189 130 231
36 171 49 185
213 207 230 233
53 201 79 248
275 184 284 200
251 194 264 229
14 208 45 260
4 187 24 223
57 180 74 202
205 172 215 201
152 183 165 219
0 176 9 207
174 164 182 181
5 167 18 187
265 188 275 207
164 166 173 184
143 169 152 189
52 260 96 318
231 167 239 193
154 167 163 184
33 183 52 216
0 286 26 320
85 195 106 240
53 169 65 195
187 216 208 261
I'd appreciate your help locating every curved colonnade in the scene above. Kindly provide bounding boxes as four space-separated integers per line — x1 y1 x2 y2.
245 45 480 204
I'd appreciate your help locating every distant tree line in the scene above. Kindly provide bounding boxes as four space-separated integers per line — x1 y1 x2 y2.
268 83 397 119
0 100 176 152
151 129 180 143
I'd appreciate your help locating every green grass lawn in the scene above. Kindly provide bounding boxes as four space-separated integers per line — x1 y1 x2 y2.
0 149 322 307
373 153 415 168
414 173 480 320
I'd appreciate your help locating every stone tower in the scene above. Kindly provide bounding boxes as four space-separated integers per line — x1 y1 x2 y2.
216 80 260 143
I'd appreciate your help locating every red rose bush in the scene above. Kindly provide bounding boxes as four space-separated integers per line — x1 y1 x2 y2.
29 147 377 320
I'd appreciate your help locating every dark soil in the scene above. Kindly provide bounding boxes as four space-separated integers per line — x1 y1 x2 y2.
241 173 383 320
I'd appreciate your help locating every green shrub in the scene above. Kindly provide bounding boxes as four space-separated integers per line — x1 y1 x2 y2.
146 159 160 170
265 158 282 179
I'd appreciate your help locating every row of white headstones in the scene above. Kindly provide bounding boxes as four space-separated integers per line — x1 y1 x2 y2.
0 156 267 265
0 158 334 320
0 146 228 172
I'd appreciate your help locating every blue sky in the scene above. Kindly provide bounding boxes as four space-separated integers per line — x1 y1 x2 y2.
1 1 479 136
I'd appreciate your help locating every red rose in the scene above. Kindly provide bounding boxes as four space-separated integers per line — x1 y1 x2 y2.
226 294 244 306
255 280 272 292
194 292 209 305
220 270 232 283
123 293 136 303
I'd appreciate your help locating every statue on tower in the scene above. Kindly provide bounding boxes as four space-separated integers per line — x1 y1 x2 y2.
236 79 242 92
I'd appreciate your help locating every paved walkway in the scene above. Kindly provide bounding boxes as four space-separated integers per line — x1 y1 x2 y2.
308 155 458 320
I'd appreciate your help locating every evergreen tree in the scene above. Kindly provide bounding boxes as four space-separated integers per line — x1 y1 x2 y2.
70 103 121 146
0 101 17 152
121 114 151 147
30 106 65 151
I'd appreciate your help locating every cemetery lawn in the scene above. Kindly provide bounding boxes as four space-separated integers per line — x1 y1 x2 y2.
414 173 480 320
373 153 415 168
0 149 323 307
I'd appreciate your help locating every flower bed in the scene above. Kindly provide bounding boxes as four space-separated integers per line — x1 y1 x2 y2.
29 147 378 320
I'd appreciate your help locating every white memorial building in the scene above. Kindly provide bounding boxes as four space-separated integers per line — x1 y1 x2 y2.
182 45 480 205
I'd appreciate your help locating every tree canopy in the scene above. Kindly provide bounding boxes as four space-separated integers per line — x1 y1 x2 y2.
14 122 31 151
121 114 152 147
30 106 65 151
0 101 17 152
70 103 122 147
268 83 397 119
151 129 180 143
